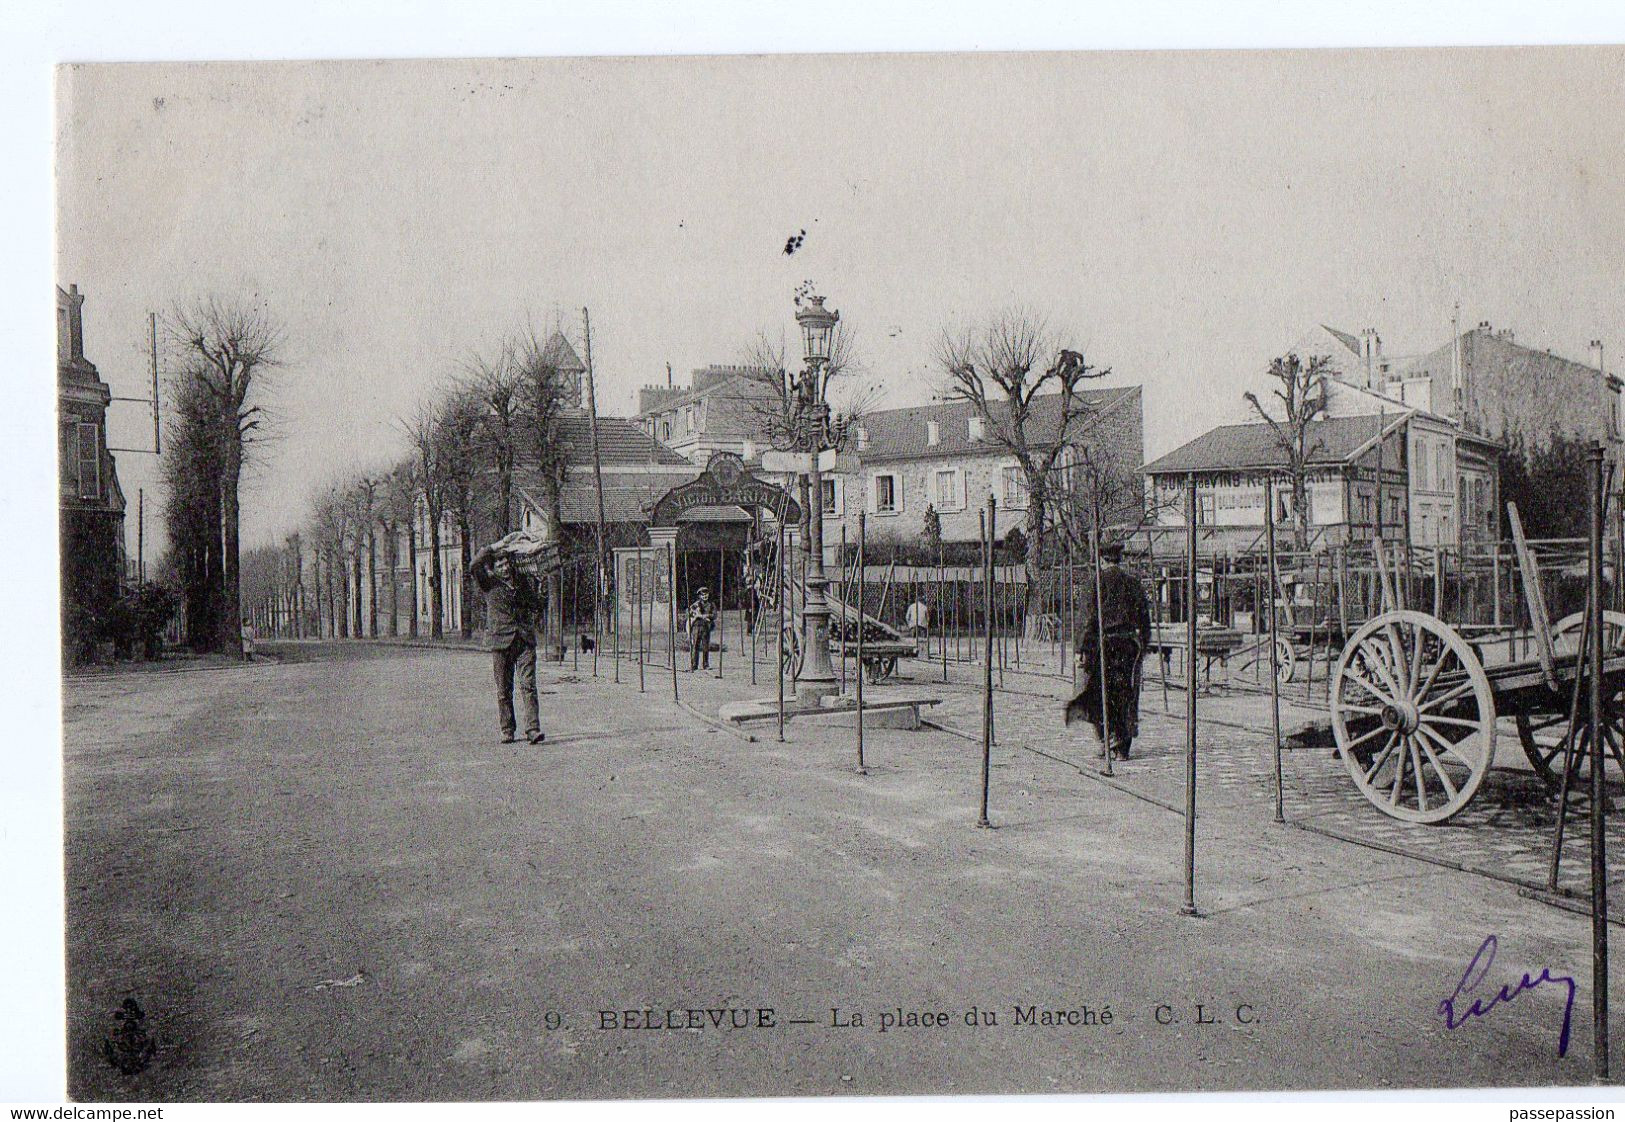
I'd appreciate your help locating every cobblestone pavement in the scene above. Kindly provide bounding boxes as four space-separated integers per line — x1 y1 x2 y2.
908 657 1625 903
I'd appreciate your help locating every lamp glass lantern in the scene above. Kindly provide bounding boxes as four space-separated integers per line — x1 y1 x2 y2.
796 296 839 364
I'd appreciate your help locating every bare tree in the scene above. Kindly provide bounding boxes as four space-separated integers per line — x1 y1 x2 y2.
436 389 485 640
515 329 580 660
383 461 421 638
403 403 447 639
339 476 377 638
466 343 523 535
308 483 344 639
1244 353 1331 551
935 311 1107 613
170 295 286 656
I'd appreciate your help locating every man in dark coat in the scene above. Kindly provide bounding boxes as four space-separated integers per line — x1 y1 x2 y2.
471 539 547 745
1065 541 1151 760
687 586 716 672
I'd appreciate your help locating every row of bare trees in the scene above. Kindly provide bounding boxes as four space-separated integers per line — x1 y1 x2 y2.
248 328 582 646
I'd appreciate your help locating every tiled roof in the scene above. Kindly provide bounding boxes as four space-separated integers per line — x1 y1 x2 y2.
535 411 692 467
854 386 1138 461
1142 414 1399 475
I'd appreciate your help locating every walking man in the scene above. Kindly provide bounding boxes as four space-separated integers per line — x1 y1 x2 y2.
687 586 716 672
471 537 547 745
1065 540 1151 760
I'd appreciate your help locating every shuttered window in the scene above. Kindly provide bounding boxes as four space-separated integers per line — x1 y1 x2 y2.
76 422 101 500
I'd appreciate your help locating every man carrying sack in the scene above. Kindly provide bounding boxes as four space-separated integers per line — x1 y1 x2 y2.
1064 540 1151 760
470 530 558 745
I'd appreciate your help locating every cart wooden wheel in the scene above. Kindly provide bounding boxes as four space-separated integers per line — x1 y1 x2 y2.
1515 610 1625 788
1275 635 1297 684
780 624 802 678
1331 609 1497 824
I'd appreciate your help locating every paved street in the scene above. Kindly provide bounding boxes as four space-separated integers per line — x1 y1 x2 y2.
64 643 1623 1100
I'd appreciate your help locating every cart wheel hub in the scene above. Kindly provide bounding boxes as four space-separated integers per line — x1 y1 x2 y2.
1381 700 1419 735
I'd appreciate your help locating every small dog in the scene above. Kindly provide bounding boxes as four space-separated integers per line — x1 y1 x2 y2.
578 634 597 653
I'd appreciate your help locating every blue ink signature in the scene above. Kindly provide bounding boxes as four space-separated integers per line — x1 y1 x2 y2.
1439 935 1577 1057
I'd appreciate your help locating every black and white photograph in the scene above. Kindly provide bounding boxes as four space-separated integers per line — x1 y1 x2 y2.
20 10 1625 1107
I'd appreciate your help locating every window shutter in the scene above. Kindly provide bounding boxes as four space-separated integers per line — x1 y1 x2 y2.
867 475 878 514
895 473 904 513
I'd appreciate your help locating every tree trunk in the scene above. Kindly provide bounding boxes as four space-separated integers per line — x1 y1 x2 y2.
458 513 474 641
428 504 444 639
406 515 419 639
1292 474 1310 552
219 435 244 656
1023 498 1046 639
385 521 400 637
363 525 376 638
352 543 363 638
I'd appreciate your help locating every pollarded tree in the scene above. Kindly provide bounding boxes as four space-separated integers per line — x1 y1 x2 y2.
1244 353 1332 551
170 295 286 656
935 311 1107 626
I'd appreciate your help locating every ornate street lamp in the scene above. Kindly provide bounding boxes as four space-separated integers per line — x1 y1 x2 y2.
792 293 841 701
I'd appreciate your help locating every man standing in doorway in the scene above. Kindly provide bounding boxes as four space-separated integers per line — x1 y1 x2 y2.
1065 540 1151 760
471 537 547 745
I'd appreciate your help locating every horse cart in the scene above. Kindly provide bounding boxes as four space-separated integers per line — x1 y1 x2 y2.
1328 508 1625 824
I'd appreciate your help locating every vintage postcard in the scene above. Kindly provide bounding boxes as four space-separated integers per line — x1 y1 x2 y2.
53 47 1625 1101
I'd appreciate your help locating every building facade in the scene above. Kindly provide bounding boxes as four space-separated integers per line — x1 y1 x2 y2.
1143 380 1500 555
830 387 1146 550
58 284 127 661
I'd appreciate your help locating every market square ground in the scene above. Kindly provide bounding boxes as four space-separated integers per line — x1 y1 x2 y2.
62 642 1625 1099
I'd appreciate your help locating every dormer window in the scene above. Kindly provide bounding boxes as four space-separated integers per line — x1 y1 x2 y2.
856 426 869 451
927 420 940 446
968 416 985 441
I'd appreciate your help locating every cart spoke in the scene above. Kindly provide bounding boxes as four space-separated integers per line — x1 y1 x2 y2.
1414 732 1461 802
1347 723 1393 754
1362 732 1401 784
1417 721 1478 773
1418 681 1476 714
1389 738 1409 804
1410 738 1429 811
1343 668 1399 710
1413 647 1451 705
1420 713 1486 731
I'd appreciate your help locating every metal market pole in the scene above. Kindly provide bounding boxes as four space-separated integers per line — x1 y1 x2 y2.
839 523 848 694
1093 497 1114 778
636 546 645 693
987 497 998 747
856 511 868 775
977 501 993 828
1182 472 1199 916
1588 443 1609 1082
939 541 948 683
777 518 786 742
1266 476 1283 823
581 307 610 666
748 519 757 686
668 540 680 702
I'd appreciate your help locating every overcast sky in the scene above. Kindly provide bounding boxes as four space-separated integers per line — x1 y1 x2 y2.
55 47 1625 552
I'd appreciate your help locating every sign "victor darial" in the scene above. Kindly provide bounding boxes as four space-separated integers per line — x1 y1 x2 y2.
646 451 803 526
